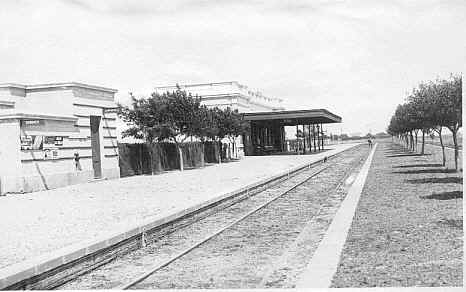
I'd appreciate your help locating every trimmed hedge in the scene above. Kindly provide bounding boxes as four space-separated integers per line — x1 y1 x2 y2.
118 141 225 177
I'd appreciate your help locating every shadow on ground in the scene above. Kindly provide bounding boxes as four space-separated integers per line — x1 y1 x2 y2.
385 152 412 156
386 153 432 158
270 149 331 156
406 177 462 184
436 218 463 230
393 169 458 174
384 150 412 154
394 163 443 168
220 159 241 163
420 191 463 200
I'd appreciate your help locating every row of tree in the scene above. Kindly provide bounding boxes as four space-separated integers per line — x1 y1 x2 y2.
118 87 249 172
330 132 390 141
387 74 462 170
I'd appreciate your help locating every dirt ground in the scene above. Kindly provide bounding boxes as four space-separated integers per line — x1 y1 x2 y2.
331 141 463 287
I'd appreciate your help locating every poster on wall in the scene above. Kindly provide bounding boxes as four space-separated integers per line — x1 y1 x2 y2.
44 136 64 148
54 136 63 146
21 136 64 150
43 148 59 160
20 135 43 150
20 135 33 150
44 136 56 148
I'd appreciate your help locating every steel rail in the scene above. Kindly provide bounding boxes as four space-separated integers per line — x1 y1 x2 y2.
336 155 367 197
256 153 367 287
117 163 332 290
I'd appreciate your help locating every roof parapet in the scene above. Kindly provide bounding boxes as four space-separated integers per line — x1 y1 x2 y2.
0 82 117 93
154 81 283 106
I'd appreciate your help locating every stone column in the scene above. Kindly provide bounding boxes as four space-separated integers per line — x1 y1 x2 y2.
0 118 22 194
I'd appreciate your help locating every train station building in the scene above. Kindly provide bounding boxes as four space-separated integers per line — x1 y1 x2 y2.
155 81 342 156
243 109 342 155
0 82 120 194
0 80 341 194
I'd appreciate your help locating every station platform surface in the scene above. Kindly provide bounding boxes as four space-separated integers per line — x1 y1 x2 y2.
0 143 360 271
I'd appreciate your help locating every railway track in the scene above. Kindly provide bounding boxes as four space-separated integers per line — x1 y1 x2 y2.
58 145 369 290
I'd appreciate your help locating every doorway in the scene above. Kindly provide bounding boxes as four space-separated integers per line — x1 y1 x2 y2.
90 116 102 178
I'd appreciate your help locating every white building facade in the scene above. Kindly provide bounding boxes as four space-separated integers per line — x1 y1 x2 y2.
154 81 284 113
0 82 120 194
153 81 285 158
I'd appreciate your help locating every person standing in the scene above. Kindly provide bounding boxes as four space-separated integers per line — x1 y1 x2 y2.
74 151 82 171
367 139 373 148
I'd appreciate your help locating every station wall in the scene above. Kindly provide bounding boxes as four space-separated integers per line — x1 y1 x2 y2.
0 84 120 194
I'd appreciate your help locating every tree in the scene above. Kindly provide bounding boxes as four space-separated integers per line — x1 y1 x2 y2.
404 100 421 152
339 133 349 140
118 87 203 172
436 74 462 170
387 74 462 170
118 92 170 174
375 132 390 138
209 107 231 163
193 105 218 166
414 76 461 168
165 88 203 170
390 104 412 149
407 83 434 155
221 108 249 159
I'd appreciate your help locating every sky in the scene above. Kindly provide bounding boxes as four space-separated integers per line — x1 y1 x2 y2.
1 0 465 135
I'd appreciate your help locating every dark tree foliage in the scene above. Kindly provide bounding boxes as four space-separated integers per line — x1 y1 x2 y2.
118 87 248 170
387 74 462 170
206 107 249 161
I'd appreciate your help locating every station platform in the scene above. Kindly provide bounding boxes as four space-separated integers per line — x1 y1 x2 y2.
0 143 360 274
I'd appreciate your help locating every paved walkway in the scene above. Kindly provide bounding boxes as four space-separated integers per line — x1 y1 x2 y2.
0 143 358 270
297 143 377 288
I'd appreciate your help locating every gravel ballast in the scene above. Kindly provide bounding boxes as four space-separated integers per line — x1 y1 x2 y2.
331 141 463 287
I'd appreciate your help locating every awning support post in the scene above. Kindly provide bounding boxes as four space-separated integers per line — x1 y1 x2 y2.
302 124 306 154
317 124 321 151
308 124 311 153
296 124 299 155
321 123 324 150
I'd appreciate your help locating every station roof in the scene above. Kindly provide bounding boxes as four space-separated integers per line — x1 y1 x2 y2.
242 109 342 125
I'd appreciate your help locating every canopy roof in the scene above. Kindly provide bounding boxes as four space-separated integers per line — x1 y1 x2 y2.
242 109 342 126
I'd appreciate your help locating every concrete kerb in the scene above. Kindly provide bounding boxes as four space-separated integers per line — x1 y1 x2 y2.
0 144 360 289
296 143 378 288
